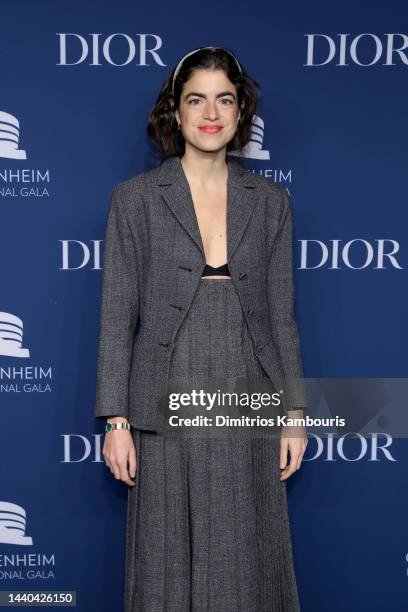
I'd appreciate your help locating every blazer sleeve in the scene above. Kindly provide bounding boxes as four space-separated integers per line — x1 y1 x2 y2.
94 185 140 421
267 186 308 411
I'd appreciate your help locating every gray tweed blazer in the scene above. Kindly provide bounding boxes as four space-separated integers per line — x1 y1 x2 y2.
94 155 308 431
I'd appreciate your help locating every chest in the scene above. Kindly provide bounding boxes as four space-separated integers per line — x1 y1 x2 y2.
135 178 279 278
189 183 228 267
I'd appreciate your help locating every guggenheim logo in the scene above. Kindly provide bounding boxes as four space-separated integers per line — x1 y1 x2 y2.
0 111 26 160
229 115 270 161
0 501 33 546
0 312 30 358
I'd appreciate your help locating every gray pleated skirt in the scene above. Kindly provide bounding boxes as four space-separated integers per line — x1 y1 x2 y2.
124 279 301 612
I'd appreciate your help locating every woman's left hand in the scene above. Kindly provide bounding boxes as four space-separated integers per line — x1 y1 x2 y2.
279 410 308 481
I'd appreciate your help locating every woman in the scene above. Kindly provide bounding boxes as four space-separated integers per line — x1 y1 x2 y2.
95 46 308 612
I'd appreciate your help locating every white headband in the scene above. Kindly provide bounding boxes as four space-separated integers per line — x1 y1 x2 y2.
171 46 243 96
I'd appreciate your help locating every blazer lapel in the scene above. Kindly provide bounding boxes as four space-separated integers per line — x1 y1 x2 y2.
157 155 259 264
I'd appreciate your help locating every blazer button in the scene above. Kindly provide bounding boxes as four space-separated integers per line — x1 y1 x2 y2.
246 307 254 317
239 271 247 280
255 345 264 355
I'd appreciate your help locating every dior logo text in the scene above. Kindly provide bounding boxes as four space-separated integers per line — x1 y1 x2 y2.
305 33 408 66
61 434 104 463
57 33 166 67
59 240 102 270
304 433 396 462
299 239 403 269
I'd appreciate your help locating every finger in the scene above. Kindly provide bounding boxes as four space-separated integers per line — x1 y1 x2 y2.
296 447 306 470
103 453 113 474
289 449 299 473
280 451 299 480
280 464 293 481
119 463 134 486
102 441 113 470
128 449 137 480
280 439 288 470
103 456 111 472
111 462 121 480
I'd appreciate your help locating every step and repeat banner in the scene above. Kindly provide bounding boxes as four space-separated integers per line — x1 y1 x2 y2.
1 1 407 610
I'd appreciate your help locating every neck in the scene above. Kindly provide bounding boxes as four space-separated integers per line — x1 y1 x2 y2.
179 149 228 189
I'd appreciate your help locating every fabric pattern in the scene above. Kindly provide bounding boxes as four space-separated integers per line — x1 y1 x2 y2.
94 155 308 431
124 279 301 612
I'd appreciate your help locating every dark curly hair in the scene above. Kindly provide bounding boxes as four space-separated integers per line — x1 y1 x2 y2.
146 46 261 161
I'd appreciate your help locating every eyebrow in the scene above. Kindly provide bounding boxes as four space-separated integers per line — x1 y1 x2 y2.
184 91 237 101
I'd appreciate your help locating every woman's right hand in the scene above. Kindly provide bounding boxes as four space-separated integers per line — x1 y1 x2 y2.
102 421 137 486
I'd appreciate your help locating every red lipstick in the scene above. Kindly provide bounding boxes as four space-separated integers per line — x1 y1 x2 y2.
198 125 223 134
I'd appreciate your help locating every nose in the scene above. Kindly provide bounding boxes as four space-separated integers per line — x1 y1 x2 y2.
203 100 219 120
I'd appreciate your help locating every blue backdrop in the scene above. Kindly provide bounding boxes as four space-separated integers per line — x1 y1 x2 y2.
1 1 407 610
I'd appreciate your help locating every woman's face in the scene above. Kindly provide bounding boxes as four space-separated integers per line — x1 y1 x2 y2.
175 68 241 154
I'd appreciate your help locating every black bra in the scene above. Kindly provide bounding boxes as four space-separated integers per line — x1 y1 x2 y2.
201 262 230 277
